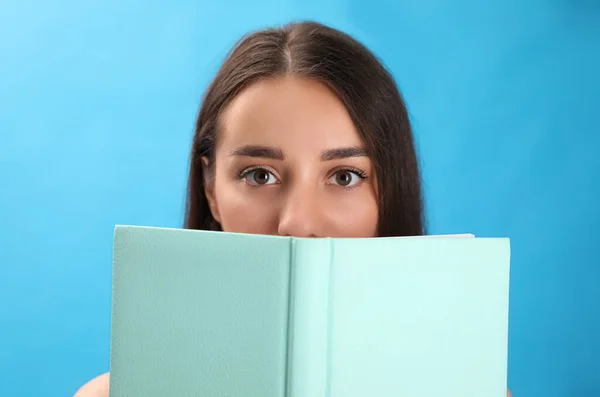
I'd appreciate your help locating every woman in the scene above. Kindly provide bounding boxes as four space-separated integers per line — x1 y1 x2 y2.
74 20 511 397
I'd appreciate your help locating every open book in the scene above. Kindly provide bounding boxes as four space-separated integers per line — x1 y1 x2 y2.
109 225 510 397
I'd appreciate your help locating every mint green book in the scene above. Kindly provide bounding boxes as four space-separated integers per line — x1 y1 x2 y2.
109 225 510 397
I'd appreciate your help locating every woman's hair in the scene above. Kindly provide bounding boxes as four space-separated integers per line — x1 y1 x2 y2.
184 20 426 237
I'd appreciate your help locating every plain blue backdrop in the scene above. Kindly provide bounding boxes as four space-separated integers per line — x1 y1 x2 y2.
1 0 598 396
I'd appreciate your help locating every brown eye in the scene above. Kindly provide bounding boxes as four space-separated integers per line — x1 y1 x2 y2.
253 170 270 185
328 169 366 188
335 171 352 186
243 168 279 186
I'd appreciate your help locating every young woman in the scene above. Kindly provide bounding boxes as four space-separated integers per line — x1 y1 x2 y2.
74 20 511 397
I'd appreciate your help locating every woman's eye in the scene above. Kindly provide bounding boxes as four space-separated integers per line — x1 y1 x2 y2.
244 169 279 186
328 170 364 187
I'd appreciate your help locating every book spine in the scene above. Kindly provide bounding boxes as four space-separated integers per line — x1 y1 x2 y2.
286 238 333 397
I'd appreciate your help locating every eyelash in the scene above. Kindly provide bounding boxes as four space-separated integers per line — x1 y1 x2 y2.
339 167 368 180
237 166 368 189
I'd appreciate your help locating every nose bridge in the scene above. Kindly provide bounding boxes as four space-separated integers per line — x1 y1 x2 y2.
278 177 322 237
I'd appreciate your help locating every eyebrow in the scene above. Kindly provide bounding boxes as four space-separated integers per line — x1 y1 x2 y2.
230 145 284 160
229 145 368 161
320 147 368 161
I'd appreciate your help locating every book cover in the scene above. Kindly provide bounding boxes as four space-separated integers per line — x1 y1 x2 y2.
109 225 510 397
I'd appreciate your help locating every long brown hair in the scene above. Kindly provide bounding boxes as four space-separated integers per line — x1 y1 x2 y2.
184 21 426 237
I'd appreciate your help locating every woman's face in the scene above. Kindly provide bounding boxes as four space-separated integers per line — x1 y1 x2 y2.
203 76 379 238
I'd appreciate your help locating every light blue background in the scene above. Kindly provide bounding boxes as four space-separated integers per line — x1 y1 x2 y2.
1 1 598 396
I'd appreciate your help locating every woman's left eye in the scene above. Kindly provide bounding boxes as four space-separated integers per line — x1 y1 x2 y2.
328 170 366 188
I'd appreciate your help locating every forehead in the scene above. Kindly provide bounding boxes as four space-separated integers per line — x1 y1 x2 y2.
218 76 364 153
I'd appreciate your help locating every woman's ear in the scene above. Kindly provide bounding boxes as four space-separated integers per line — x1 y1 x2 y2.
201 156 221 224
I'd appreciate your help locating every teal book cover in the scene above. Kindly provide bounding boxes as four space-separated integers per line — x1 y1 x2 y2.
109 225 511 397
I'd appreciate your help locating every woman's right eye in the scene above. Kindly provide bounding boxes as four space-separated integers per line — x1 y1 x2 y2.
242 168 280 186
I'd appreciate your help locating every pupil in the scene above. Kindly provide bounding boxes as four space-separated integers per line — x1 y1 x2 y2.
254 171 269 184
337 172 351 186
